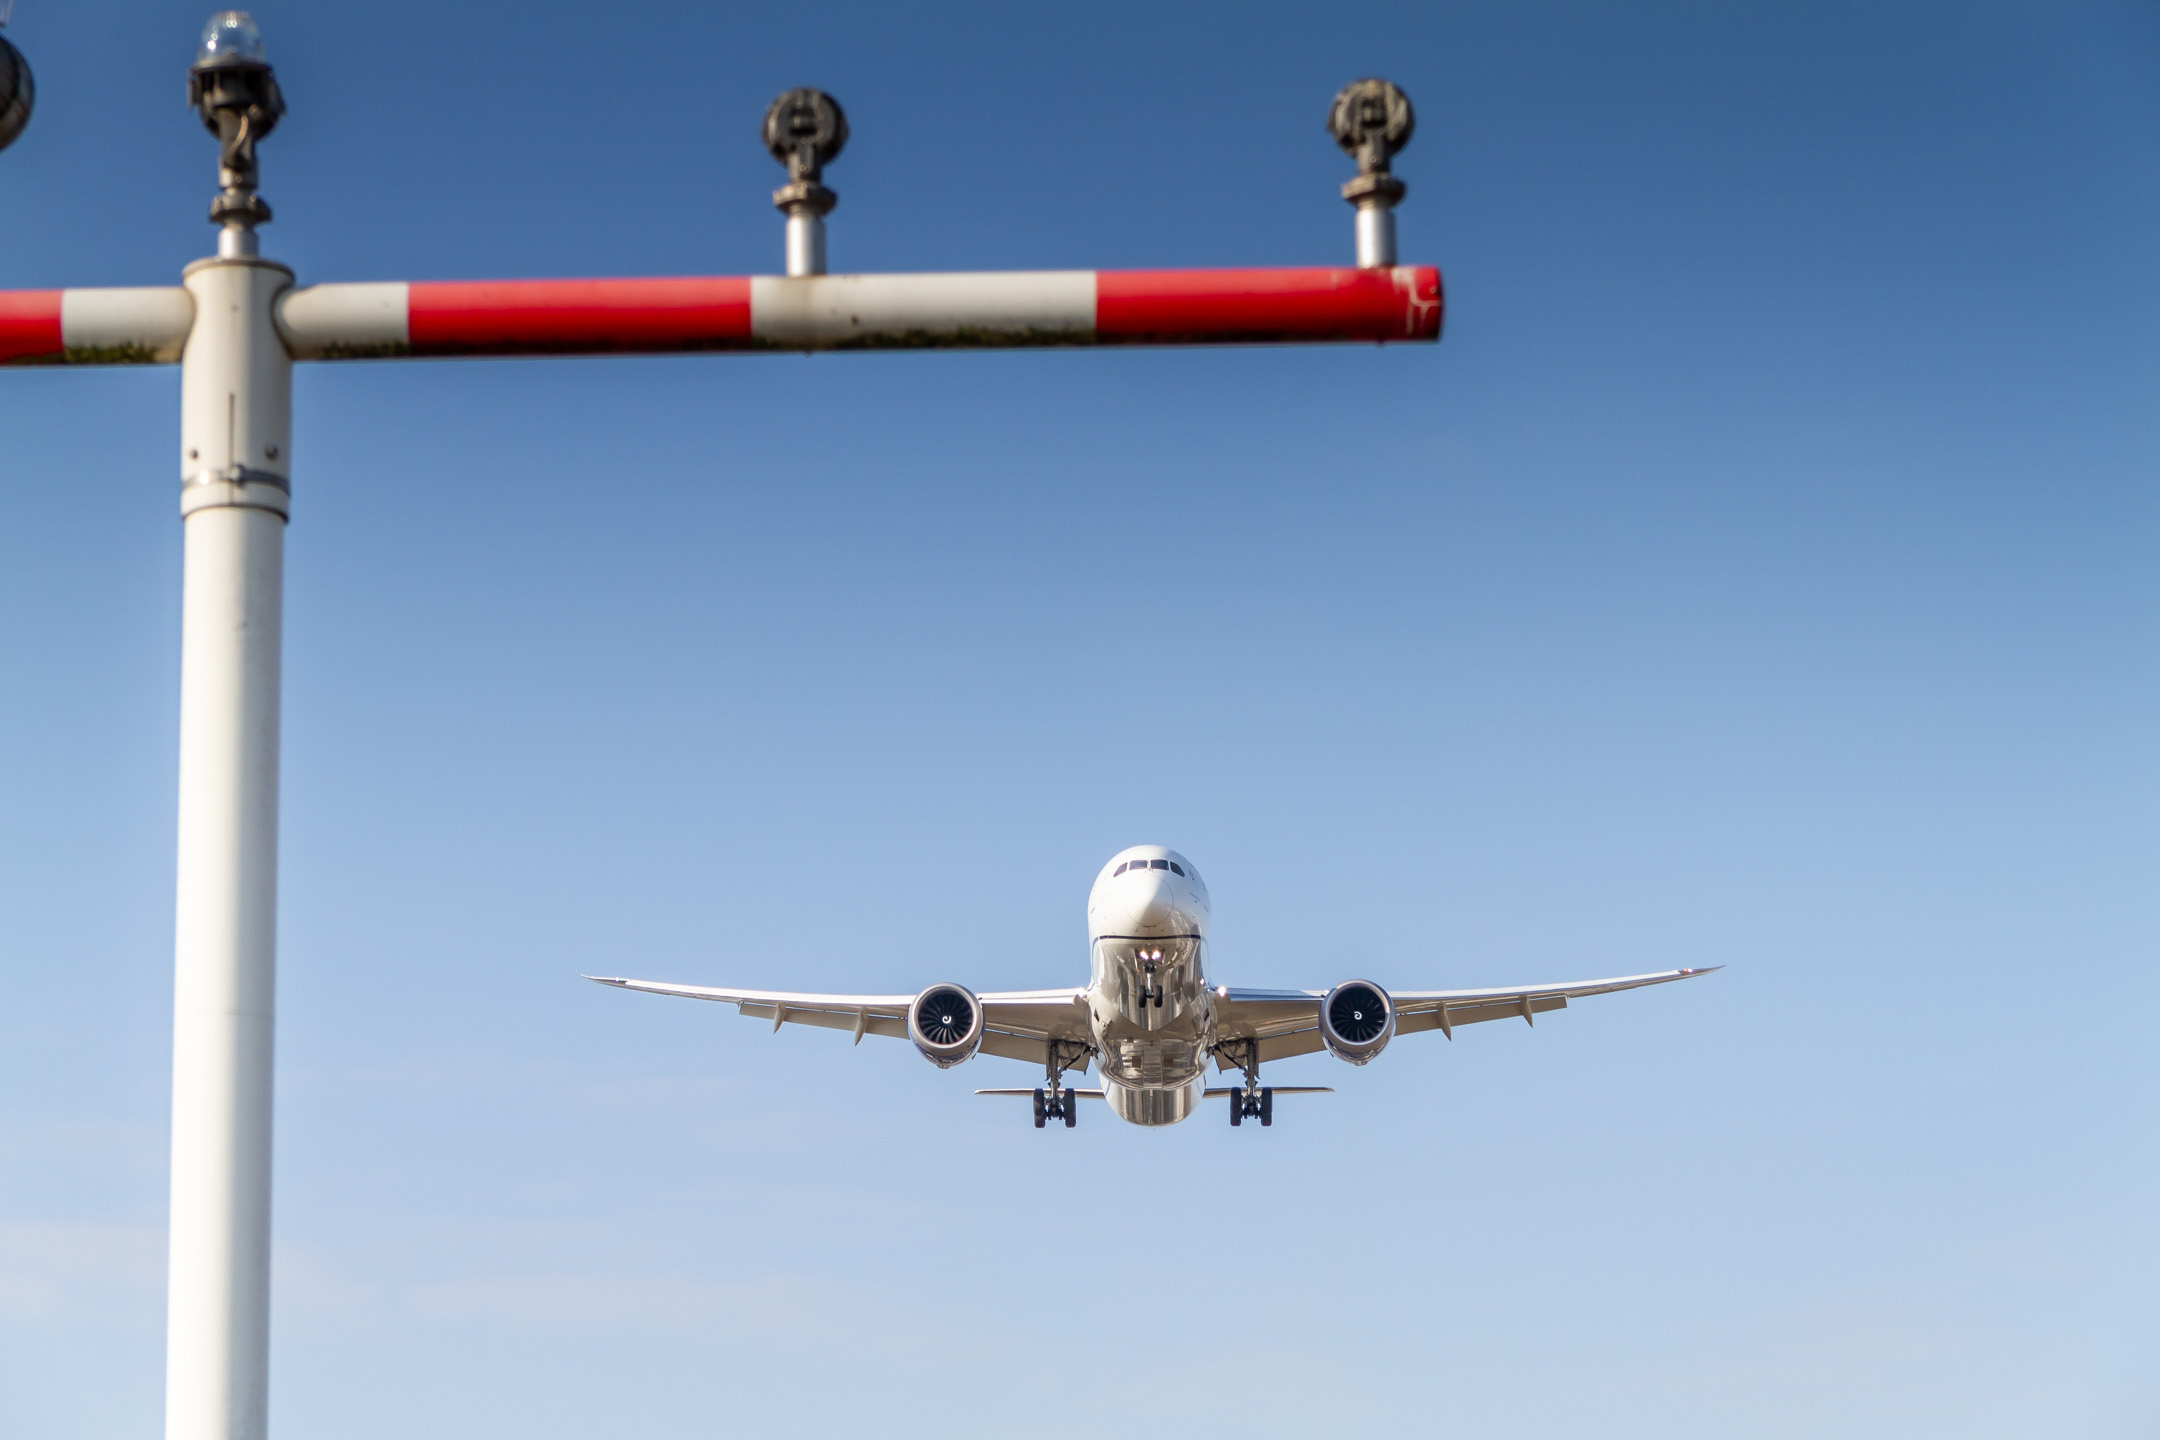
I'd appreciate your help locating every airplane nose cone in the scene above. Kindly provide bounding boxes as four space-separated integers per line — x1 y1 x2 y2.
1135 874 1174 927
1122 870 1185 934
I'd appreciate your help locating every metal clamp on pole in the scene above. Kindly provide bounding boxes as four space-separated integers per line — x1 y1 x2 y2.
1328 78 1414 269
763 87 847 277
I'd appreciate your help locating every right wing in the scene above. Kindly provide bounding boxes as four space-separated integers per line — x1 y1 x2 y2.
584 974 1091 1066
1213 966 1719 1064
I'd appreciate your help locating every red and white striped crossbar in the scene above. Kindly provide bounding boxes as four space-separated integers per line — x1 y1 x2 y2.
0 266 1440 365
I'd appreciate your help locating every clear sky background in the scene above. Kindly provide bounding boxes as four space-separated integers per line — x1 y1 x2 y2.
1 2 2155 1436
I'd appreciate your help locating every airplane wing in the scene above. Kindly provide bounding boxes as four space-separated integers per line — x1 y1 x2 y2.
1212 966 1720 1065
583 975 1091 1066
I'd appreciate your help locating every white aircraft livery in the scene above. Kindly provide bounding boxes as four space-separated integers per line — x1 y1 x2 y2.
588 845 1718 1129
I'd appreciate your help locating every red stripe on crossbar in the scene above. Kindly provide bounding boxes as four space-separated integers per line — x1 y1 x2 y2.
1094 266 1441 345
408 277 755 356
0 291 65 363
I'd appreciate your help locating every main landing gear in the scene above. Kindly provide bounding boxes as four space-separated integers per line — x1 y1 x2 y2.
1221 1039 1272 1127
1032 1040 1089 1130
1032 1087 1076 1128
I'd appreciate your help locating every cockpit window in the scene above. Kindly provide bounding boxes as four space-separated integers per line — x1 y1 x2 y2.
1113 858 1185 877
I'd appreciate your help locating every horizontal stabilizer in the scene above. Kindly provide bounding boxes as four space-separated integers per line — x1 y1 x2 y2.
975 1088 1108 1099
1201 1087 1334 1096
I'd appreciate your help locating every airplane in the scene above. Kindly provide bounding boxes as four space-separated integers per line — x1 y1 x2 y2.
587 845 1717 1129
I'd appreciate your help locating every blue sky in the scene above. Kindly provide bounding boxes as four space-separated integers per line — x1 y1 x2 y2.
2 1 2156 1436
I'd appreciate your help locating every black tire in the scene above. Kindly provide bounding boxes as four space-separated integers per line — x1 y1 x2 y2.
1064 1095 1077 1128
1260 1087 1274 1127
1032 1089 1046 1128
1230 1093 1242 1126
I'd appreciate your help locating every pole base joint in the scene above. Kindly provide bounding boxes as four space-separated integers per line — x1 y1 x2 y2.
209 189 272 228
771 180 837 218
1340 172 1405 209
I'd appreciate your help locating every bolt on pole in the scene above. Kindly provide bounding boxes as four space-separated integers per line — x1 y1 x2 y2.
166 14 290 1440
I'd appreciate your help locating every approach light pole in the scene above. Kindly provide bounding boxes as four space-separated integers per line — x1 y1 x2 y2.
0 16 1438 1440
163 15 290 1440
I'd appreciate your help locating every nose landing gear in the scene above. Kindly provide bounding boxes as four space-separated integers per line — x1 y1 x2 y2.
1135 952 1168 1010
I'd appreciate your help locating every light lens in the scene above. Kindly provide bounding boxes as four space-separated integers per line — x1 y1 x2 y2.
198 11 266 66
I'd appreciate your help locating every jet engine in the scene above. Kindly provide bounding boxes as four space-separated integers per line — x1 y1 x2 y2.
907 984 984 1068
1318 980 1395 1065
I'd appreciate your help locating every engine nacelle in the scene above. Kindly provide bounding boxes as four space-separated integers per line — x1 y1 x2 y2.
1319 980 1395 1065
907 983 984 1068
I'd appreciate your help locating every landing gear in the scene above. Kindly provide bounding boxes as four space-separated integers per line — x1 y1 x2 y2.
1033 1040 1089 1131
1221 1039 1272 1128
1136 951 1168 1010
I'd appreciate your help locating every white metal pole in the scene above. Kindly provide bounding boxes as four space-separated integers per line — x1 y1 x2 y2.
1354 201 1397 268
784 210 827 277
165 251 292 1440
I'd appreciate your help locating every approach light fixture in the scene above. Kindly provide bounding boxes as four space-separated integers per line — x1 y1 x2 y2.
188 10 284 254
762 86 848 276
1328 77 1416 267
0 5 32 155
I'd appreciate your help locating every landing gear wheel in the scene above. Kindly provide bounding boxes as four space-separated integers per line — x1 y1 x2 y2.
1259 1087 1274 1127
1230 1094 1243 1126
1032 1089 1046 1128
1063 1095 1077 1128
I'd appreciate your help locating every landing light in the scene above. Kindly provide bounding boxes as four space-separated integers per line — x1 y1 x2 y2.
196 9 266 65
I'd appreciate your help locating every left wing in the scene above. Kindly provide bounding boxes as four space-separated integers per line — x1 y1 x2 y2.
584 975 1090 1066
1213 966 1719 1065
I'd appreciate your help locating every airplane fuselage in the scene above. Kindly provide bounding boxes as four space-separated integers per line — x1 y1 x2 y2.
1084 846 1217 1125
